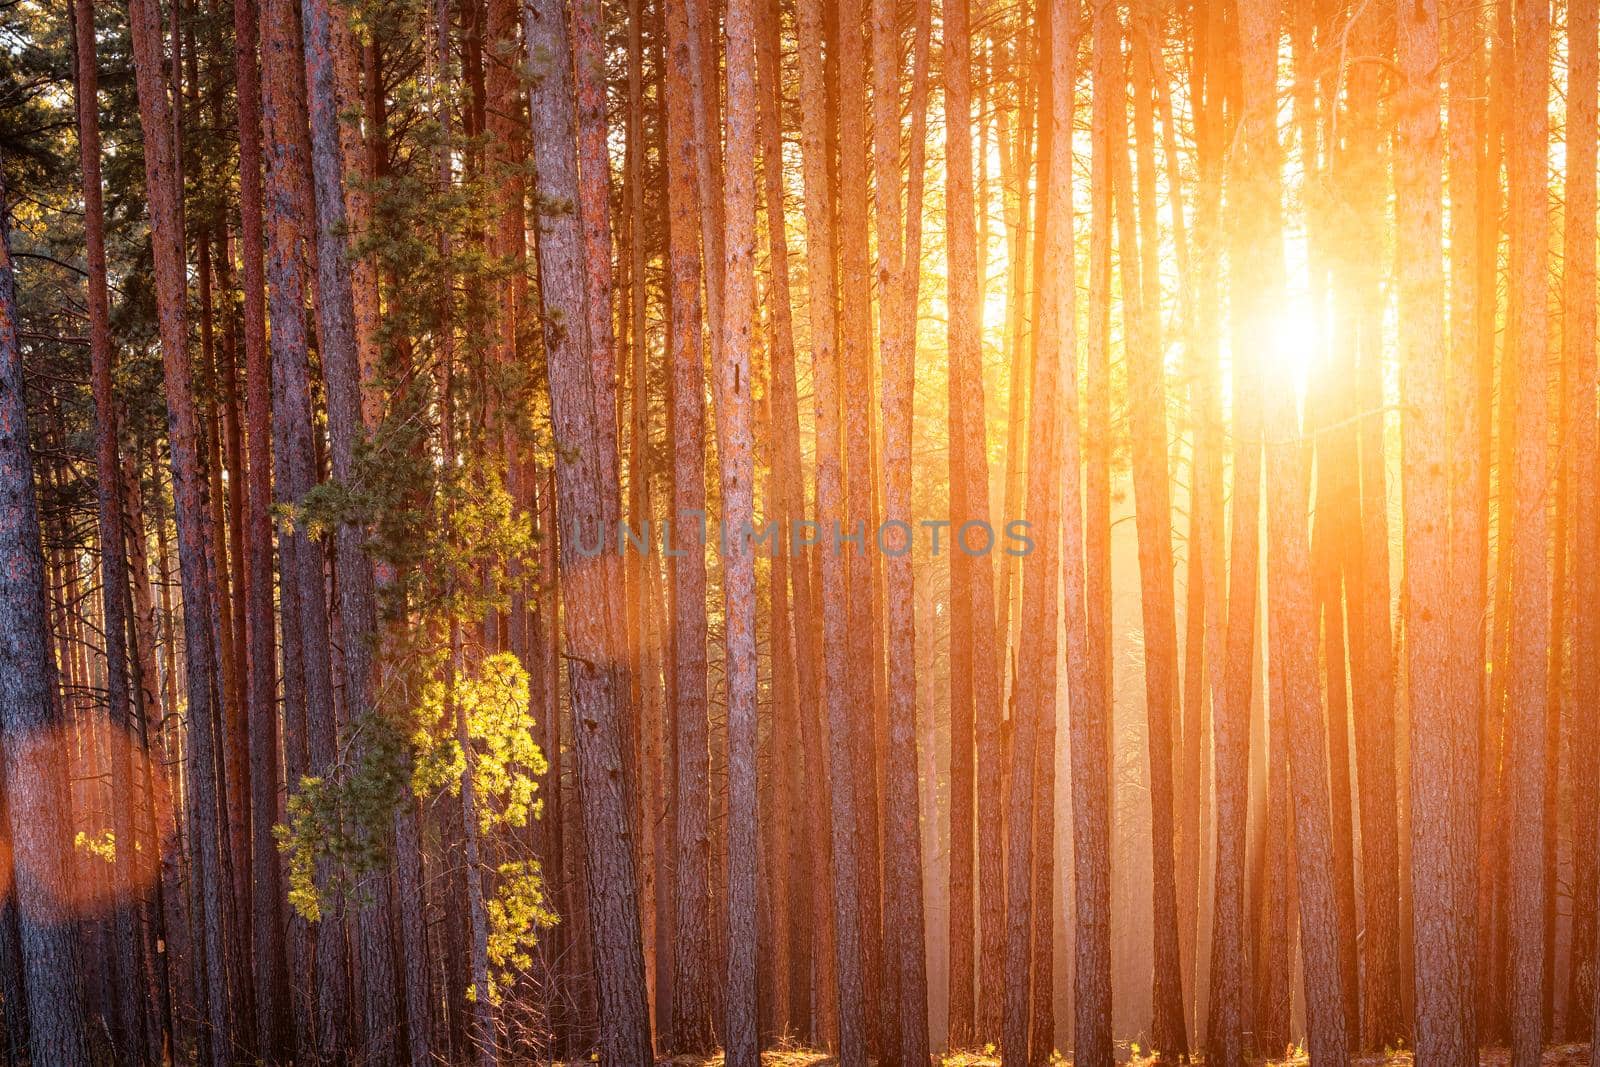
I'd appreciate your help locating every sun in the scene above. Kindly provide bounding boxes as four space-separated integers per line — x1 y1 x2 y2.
1265 289 1323 400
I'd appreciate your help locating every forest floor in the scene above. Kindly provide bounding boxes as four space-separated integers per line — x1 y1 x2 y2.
638 1041 1597 1066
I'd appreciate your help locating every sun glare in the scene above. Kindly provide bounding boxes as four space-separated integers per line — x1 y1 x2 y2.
1266 291 1321 399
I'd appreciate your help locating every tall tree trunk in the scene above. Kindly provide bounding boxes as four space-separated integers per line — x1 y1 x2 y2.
72 5 143 1056
570 0 636 912
971 18 1010 1048
868 0 932 1057
1202 3 1255 1066
620 0 666 1038
943 0 1003 1041
1118 10 1186 1052
662 0 714 1048
1003 7 1068 1058
231 0 288 1053
794 0 867 1053
755 0 819 1032
299 0 403 1056
0 154 93 1067
1186 7 1228 1038
1568 0 1600 1045
1239 0 1350 1055
1506 0 1550 1062
522 1 655 1060
1073 1 1116 1062
833 0 886 1043
1476 2 1513 1037
1330 5 1406 1044
261 0 341 1052
716 0 760 1054
1285 8 1361 1043
1399 0 1475 1061
126 0 236 1057
1443 0 1487 1054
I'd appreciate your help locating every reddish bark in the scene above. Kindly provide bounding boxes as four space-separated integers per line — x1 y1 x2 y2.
72 3 142 1052
868 0 932 1054
793 0 866 1053
662 0 714 1049
126 0 237 1056
755 0 816 1032
1505 0 1551 1062
1399 0 1476 1060
0 151 93 1067
260 0 344 1051
231 0 289 1053
523 0 655 1059
942 0 991 1038
1568 0 1600 1046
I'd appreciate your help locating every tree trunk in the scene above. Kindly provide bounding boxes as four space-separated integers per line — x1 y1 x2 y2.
1003 8 1069 1059
834 0 886 1042
716 0 760 1054
299 0 404 1055
522 1 655 1059
230 0 289 1053
662 0 714 1048
1330 5 1406 1045
620 0 667 1038
868 0 932 1056
1118 12 1186 1051
1285 11 1362 1046
942 0 1003 1041
1073 2 1116 1062
1203 1 1255 1064
1506 0 1551 1062
793 0 867 1053
1567 0 1600 1045
570 0 636 908
1443 0 1488 1055
755 0 819 1032
71 4 143 1055
261 0 343 1051
1238 0 1350 1058
126 0 237 1056
1399 0 1475 1060
0 154 93 1067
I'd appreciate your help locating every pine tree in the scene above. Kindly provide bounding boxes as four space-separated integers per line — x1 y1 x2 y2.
229 0 289 1053
1565 0 1598 1045
126 0 236 1055
0 151 92 1067
1505 0 1551 1062
943 0 1004 1041
1120 4 1186 1049
663 0 714 1049
1400 0 1475 1060
794 0 867 1052
1336 6 1406 1043
1074 1 1117 1061
523 0 655 1059
870 0 932 1053
72 3 142 1052
717 0 761 1052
